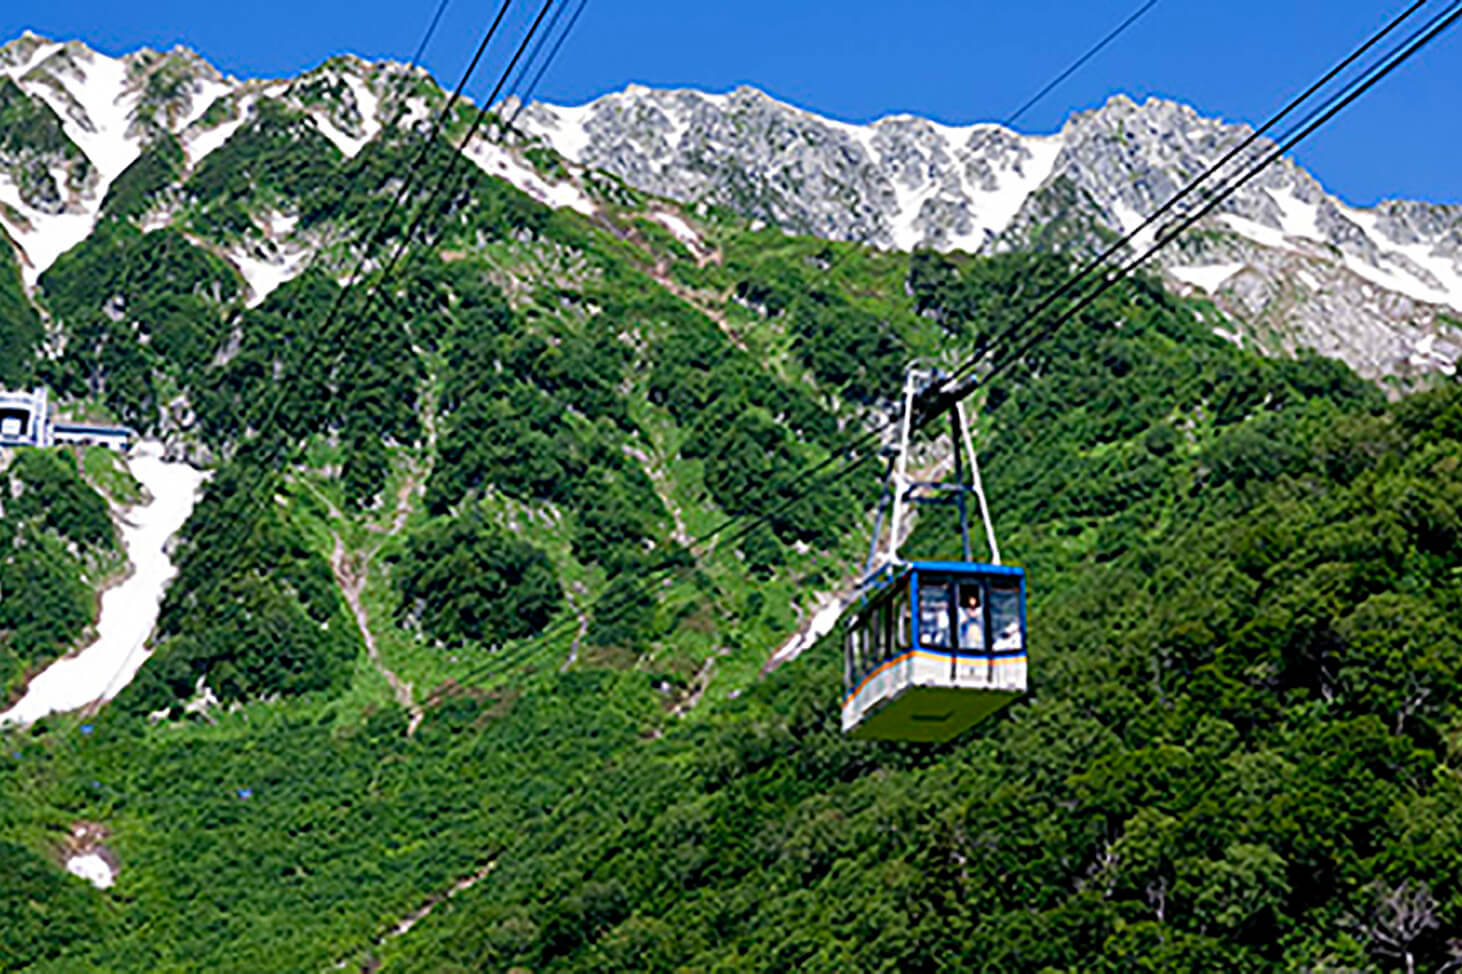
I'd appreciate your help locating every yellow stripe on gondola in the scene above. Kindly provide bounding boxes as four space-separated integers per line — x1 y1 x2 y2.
842 648 1028 707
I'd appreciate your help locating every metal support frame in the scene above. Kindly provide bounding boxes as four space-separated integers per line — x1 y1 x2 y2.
862 365 1002 589
958 399 1002 566
887 367 920 565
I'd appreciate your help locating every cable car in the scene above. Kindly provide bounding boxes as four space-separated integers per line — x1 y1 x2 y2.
842 366 1028 742
843 560 1026 741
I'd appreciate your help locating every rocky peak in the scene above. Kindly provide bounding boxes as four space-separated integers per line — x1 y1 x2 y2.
0 31 54 71
0 34 1454 385
516 84 1462 383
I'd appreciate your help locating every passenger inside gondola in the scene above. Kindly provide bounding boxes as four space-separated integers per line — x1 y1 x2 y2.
958 585 984 651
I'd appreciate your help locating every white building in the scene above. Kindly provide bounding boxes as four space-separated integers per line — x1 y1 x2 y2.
0 387 53 448
0 387 131 452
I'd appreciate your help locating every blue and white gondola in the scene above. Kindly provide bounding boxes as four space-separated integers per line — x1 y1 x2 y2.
843 560 1026 742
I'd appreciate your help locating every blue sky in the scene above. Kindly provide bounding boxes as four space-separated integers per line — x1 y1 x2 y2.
3 0 1458 206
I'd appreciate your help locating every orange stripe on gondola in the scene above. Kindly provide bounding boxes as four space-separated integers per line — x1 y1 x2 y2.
844 650 917 704
842 648 1027 707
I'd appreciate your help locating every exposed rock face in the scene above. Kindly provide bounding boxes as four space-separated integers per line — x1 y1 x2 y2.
518 87 1462 382
0 30 1456 384
0 33 583 303
519 86 1062 253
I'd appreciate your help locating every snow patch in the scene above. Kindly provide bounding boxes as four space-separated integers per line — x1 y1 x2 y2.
1268 188 1321 242
1212 325 1245 348
767 597 845 670
649 210 700 248
66 853 116 889
0 443 206 727
1219 213 1294 253
1406 334 1459 374
182 677 220 717
525 101 594 161
180 76 232 130
267 212 299 236
1342 205 1462 312
1169 262 1244 293
228 245 309 307
185 98 251 165
0 43 153 279
889 178 947 252
27 46 141 183
1340 250 1462 311
0 178 96 285
394 94 433 133
873 123 1062 252
462 137 595 217
823 114 877 162
310 114 369 158
1 39 64 79
1110 198 1159 251
344 73 381 143
972 132 1062 242
1223 206 1462 313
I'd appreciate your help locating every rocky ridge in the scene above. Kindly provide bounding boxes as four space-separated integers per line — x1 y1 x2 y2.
0 30 1456 383
518 86 1462 382
0 33 592 304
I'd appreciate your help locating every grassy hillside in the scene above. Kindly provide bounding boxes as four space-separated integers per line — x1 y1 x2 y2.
1 124 1460 972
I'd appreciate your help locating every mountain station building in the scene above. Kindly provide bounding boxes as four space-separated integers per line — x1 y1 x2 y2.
0 387 132 452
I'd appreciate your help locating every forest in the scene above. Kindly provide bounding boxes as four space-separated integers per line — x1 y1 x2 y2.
0 112 1460 973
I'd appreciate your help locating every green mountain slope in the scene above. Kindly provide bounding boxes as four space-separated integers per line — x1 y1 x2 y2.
1 94 1460 974
379 262 1462 971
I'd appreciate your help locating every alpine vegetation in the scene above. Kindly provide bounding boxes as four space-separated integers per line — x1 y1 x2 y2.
1 28 1461 973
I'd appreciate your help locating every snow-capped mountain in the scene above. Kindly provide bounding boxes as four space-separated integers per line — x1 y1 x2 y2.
0 33 592 304
0 31 1456 384
518 86 1462 382
0 35 227 274
519 85 1061 253
0 34 408 295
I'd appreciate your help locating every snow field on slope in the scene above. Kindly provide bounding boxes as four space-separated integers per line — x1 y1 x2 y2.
184 98 251 164
345 73 381 138
1269 188 1322 242
180 76 233 130
228 243 310 307
1169 262 1245 293
1341 204 1462 313
966 134 1063 248
1220 188 1462 313
0 44 133 282
768 596 845 670
650 210 701 249
309 73 381 160
1 37 63 78
26 46 142 183
0 178 96 286
463 136 595 217
312 114 370 158
66 852 116 888
815 114 1064 252
533 90 1066 254
0 444 207 727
